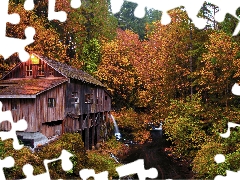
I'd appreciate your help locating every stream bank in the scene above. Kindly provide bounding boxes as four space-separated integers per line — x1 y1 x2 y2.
121 130 194 179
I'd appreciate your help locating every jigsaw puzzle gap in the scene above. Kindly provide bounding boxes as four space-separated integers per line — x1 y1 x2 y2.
110 0 124 14
215 154 225 164
116 159 158 180
0 0 239 179
233 21 240 36
134 6 145 18
48 0 67 22
0 0 35 61
0 156 15 180
79 169 109 180
71 0 81 9
0 101 28 150
21 150 73 180
24 0 34 11
220 122 240 138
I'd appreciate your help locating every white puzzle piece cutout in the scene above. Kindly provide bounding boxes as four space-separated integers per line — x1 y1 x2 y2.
22 150 73 180
110 0 240 35
0 156 15 180
0 0 35 62
0 101 28 150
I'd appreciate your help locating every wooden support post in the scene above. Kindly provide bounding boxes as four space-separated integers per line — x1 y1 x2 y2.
85 114 89 150
100 112 104 141
89 126 92 150
104 111 108 140
80 115 83 130
77 115 82 137
96 113 100 143
84 127 89 150
105 111 108 123
62 117 65 135
92 113 96 147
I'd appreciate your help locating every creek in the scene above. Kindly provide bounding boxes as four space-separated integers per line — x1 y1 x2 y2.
120 130 194 179
109 115 193 179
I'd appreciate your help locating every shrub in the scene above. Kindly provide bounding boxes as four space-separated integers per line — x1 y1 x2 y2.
192 142 225 179
1 132 125 179
37 133 87 179
193 144 240 179
167 95 240 179
164 95 208 158
99 137 129 159
87 151 120 178
2 139 44 179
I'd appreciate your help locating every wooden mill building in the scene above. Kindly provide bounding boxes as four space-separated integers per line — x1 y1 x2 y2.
0 53 112 149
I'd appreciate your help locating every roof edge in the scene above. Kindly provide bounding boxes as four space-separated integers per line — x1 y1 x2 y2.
33 53 106 88
1 62 22 80
35 78 69 96
33 53 68 79
0 95 36 98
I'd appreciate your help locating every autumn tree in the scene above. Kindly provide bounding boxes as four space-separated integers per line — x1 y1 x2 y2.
7 0 118 72
0 1 71 77
7 1 70 61
97 8 209 114
163 14 240 179
193 31 240 107
164 94 208 158
134 8 198 118
81 38 101 74
96 29 141 109
51 0 118 70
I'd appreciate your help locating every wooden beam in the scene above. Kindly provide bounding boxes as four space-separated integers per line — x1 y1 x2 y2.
85 114 90 150
0 95 36 98
92 113 96 147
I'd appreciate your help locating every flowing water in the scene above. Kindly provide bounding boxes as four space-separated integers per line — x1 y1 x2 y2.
110 114 121 140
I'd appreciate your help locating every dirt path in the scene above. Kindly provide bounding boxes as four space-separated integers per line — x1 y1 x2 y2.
122 131 193 179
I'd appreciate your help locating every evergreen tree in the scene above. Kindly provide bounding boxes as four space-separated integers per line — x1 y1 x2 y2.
114 1 161 39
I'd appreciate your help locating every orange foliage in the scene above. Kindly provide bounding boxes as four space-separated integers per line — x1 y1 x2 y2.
194 31 240 105
7 2 70 62
97 29 141 108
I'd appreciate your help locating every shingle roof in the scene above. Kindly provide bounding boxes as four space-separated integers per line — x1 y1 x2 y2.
0 78 68 98
34 54 105 87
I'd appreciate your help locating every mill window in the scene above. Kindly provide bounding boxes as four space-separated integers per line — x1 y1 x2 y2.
72 92 79 103
11 99 17 110
37 63 45 76
48 98 56 107
26 64 33 77
85 94 93 104
49 67 54 76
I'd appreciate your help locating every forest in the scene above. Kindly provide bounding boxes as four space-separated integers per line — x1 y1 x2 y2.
1 0 240 179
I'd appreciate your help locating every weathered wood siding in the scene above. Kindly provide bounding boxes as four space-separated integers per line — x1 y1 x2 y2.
0 82 66 134
63 115 80 133
65 79 111 115
41 121 62 137
0 98 37 132
104 91 111 112
36 82 66 124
